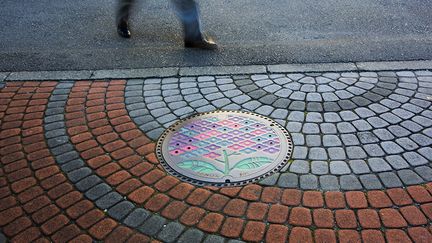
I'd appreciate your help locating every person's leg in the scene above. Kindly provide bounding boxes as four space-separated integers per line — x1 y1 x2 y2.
116 0 135 38
171 0 217 49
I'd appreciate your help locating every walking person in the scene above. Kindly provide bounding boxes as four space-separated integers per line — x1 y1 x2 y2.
116 0 217 49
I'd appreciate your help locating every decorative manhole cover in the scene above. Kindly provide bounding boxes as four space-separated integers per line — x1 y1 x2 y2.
156 110 293 187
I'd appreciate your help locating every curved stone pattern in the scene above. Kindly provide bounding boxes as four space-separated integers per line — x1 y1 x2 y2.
2 79 432 242
43 82 230 242
126 71 432 190
0 82 152 242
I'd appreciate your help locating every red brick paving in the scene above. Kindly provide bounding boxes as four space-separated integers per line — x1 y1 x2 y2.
0 82 149 242
1 81 431 242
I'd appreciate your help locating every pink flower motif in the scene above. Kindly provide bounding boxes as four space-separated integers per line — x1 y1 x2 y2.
204 152 221 159
194 133 210 140
169 149 185 156
206 130 222 136
218 119 234 126
251 129 266 135
228 144 245 150
227 123 242 128
239 140 255 147
181 145 198 152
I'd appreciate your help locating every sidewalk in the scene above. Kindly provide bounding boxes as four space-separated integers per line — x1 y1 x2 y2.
0 61 431 242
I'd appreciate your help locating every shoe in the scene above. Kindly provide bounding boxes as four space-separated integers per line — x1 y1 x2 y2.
184 36 218 50
117 20 131 38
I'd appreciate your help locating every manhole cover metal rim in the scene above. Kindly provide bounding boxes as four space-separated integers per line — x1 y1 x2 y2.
156 110 293 187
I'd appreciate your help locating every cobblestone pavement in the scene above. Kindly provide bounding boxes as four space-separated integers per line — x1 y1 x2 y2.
0 69 432 242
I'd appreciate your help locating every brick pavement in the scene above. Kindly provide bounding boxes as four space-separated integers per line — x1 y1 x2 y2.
0 68 432 242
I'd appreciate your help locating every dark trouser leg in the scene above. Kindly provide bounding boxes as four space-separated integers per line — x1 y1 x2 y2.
117 0 135 24
170 0 202 41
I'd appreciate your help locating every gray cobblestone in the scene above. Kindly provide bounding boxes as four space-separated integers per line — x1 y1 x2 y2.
158 222 185 242
410 134 432 146
330 161 351 175
328 147 346 160
379 172 403 188
306 135 321 147
346 146 367 159
124 208 150 227
258 173 279 186
324 113 341 122
271 109 289 119
204 235 225 243
403 152 428 166
385 155 409 169
358 132 379 144
359 174 383 189
396 137 419 151
75 175 102 191
287 111 305 122
108 201 135 220
196 105 216 113
277 173 298 188
174 107 194 116
311 161 328 175
418 147 432 161
178 229 204 243
352 120 373 131
337 122 356 133
289 160 310 174
319 175 340 191
55 151 79 164
95 192 123 209
340 175 363 190
139 215 167 236
85 183 112 200
68 168 92 183
400 120 423 133
319 123 337 135
354 107 376 118
242 100 261 111
307 103 323 112
300 174 318 190
363 144 385 157
309 147 328 160
259 95 277 104
61 159 84 172
289 101 306 110
255 105 274 116
349 160 370 174
302 123 320 134
379 113 402 124
47 136 69 148
368 158 392 172
306 112 323 122
415 166 432 181
381 141 404 154
398 170 424 185
45 121 65 131
367 117 390 128
373 129 395 140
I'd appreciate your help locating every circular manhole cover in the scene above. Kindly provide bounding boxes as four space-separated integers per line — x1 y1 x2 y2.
156 110 293 187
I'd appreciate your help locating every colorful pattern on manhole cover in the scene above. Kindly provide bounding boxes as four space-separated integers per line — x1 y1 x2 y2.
156 110 293 186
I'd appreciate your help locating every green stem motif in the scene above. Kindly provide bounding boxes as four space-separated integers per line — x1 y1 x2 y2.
223 150 230 176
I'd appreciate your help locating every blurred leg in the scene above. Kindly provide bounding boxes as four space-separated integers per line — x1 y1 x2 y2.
171 0 217 49
116 0 135 38
117 0 135 24
170 0 202 40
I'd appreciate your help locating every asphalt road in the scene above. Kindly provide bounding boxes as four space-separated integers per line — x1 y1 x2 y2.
1 0 431 71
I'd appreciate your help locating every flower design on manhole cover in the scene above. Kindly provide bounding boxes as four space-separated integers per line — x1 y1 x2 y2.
156 110 293 187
